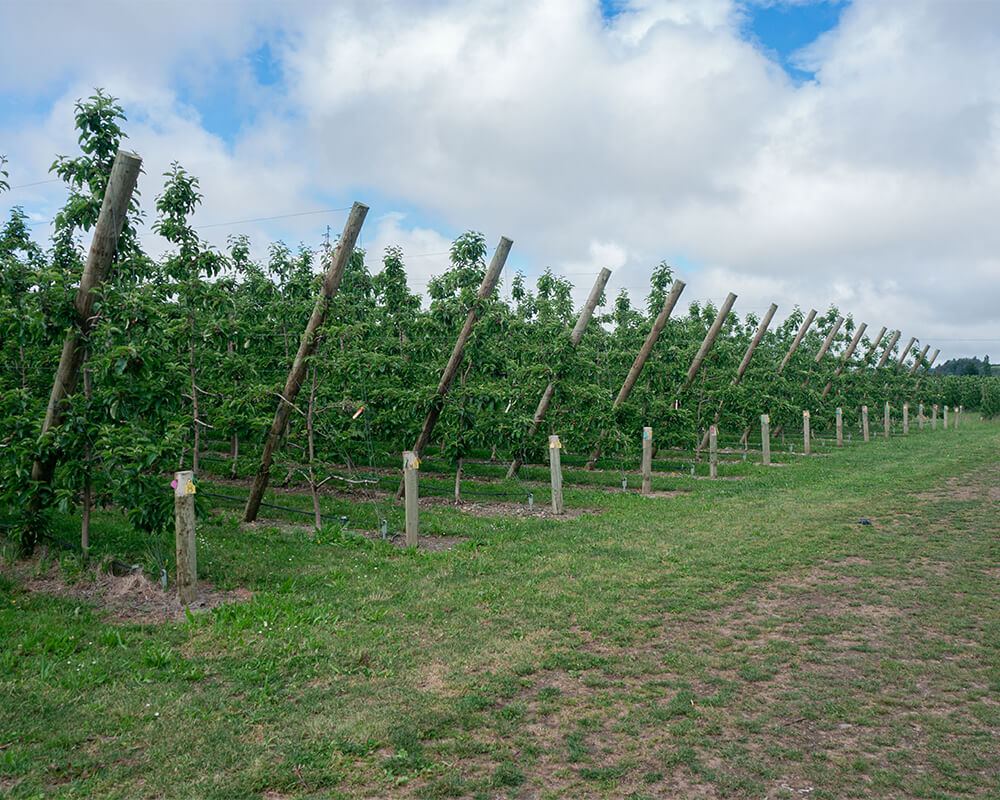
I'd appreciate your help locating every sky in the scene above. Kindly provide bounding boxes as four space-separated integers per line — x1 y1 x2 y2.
1 0 998 363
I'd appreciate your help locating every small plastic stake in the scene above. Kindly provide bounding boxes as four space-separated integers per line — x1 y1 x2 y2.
622 476 628 490
380 519 388 540
528 492 534 512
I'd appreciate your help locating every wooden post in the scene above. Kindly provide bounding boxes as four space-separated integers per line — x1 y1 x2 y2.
395 237 512 497
926 349 940 371
836 407 843 446
587 279 685 468
918 402 925 430
863 326 887 364
943 405 950 429
174 470 197 606
909 345 930 376
641 427 652 494
245 202 369 521
822 322 867 399
898 336 916 368
403 451 419 547
682 292 737 391
709 426 718 478
803 411 811 455
955 406 960 429
903 403 909 434
862 405 870 442
733 303 777 384
932 404 938 430
884 402 891 439
876 330 901 369
549 435 564 514
29 150 143 513
761 415 771 466
778 309 817 375
507 268 611 478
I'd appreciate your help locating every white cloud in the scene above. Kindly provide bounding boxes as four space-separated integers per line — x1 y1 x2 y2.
2 0 999 361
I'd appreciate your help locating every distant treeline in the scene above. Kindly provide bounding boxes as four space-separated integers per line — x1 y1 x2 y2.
934 357 997 377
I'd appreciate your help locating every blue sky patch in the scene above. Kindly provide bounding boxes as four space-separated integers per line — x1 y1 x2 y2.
741 0 848 82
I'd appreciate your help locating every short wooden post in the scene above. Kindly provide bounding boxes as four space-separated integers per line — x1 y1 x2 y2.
549 435 564 514
932 404 938 430
918 402 925 430
709 426 718 478
761 415 771 466
174 470 197 605
903 403 909 434
943 405 949 430
403 451 419 547
803 411 811 455
641 427 652 494
884 402 891 439
836 407 843 446
955 406 960 429
862 406 870 442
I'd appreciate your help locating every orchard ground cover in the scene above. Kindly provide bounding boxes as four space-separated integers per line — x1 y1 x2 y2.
1 418 999 799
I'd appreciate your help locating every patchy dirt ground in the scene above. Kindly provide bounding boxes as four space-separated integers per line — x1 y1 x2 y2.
1 548 252 625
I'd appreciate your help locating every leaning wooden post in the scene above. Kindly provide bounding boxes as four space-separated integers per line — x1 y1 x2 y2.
682 292 738 391
862 405 870 442
395 237 512 498
641 427 652 495
803 315 844 387
761 415 771 466
909 345 930 376
836 407 843 446
245 203 369 522
174 470 197 606
876 330 902 369
802 411 811 455
507 268 611 479
898 337 916 368
778 309 817 375
549 435 564 514
932 404 938 430
587 279 686 468
884 402 891 439
863 326 888 364
403 451 419 547
734 303 778 385
822 322 867 399
903 403 909 434
29 150 143 518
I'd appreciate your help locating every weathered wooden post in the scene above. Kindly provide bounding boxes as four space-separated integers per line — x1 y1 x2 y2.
734 303 778 384
245 203 369 522
943 405 949 429
918 402 925 430
909 345 930 376
174 470 197 605
897 336 916 368
641 427 652 495
587 279 685 467
803 316 844 387
903 403 909 434
803 411 811 455
28 150 143 543
836 407 843 446
876 331 902 369
682 292 738 391
863 326 888 363
761 415 771 466
956 407 961 429
862 405 870 442
709 426 718 478
778 309 818 375
507 268 611 478
549 435 564 514
932 404 938 430
884 402 891 439
395 237 512 499
403 451 419 547
822 323 867 398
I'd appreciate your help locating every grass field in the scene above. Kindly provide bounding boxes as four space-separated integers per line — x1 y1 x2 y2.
2 419 999 799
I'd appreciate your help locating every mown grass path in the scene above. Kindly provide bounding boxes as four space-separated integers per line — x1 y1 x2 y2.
2 420 999 798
